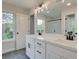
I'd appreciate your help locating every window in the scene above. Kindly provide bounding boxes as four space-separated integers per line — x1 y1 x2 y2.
65 14 76 33
2 11 15 40
37 19 44 33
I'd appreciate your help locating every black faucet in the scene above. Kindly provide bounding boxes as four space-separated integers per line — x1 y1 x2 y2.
38 32 42 35
66 31 74 40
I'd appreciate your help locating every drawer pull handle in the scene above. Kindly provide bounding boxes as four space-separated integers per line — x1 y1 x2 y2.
37 42 41 45
28 43 30 48
37 50 41 54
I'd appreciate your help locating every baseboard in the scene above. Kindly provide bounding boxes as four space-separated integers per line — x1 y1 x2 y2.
2 48 15 54
2 48 26 54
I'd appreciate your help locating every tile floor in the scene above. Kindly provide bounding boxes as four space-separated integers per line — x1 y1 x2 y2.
2 49 30 59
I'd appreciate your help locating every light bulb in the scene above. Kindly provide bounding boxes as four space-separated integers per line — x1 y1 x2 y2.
67 3 71 6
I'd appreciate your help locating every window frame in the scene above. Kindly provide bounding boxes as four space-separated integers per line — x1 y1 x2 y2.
65 13 77 33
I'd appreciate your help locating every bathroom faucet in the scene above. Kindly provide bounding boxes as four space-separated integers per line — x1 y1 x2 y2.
65 31 77 40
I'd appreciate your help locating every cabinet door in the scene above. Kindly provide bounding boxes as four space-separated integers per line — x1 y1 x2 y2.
46 43 77 59
26 42 31 57
30 40 35 59
26 37 35 59
46 49 62 59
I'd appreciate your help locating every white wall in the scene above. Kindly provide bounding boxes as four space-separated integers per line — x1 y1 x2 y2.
2 40 15 54
2 2 29 54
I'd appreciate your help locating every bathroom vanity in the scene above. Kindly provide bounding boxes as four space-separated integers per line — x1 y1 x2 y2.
26 34 77 59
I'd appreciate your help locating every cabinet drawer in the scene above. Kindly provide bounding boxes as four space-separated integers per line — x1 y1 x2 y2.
35 40 45 55
35 50 45 59
35 46 45 59
35 39 45 48
46 43 77 59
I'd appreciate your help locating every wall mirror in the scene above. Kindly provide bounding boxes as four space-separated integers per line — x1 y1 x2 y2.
35 0 77 34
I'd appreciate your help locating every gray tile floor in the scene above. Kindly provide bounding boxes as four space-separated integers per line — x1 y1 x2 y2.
2 49 30 59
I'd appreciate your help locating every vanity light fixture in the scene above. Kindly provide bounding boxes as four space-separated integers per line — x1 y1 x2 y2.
41 9 44 11
45 6 48 10
37 7 41 13
35 2 49 13
67 3 71 6
38 9 40 13
44 4 48 9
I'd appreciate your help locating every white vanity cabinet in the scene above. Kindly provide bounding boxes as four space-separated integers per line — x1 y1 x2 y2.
26 36 35 59
46 43 77 59
26 36 77 59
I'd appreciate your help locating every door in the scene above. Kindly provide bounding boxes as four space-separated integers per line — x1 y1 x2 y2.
16 13 28 50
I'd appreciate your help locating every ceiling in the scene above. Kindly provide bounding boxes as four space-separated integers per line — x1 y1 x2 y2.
2 0 48 10
2 0 77 16
38 0 77 19
2 0 66 11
